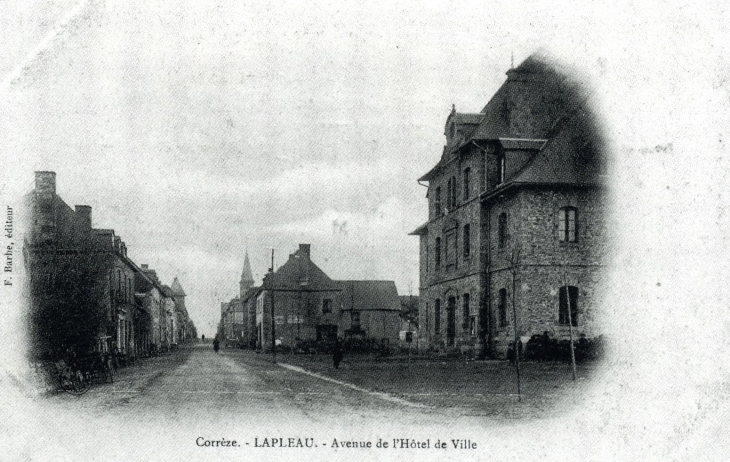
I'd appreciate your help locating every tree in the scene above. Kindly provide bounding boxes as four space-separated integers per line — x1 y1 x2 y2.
27 251 111 358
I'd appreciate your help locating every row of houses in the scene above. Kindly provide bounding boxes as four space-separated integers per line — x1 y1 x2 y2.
218 244 410 352
24 171 197 360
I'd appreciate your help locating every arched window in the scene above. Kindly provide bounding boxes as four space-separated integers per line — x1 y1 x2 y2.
434 299 441 335
498 288 508 327
498 213 508 248
559 207 578 242
435 237 441 270
559 286 579 326
434 187 442 217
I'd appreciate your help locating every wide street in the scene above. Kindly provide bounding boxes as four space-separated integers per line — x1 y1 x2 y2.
43 342 597 427
44 343 481 428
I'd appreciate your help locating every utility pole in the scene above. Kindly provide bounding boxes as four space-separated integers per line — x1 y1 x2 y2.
270 248 276 364
511 246 522 402
562 268 577 380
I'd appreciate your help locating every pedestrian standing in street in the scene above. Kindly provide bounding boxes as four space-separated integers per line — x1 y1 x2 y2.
202 334 205 343
213 338 220 354
332 338 343 369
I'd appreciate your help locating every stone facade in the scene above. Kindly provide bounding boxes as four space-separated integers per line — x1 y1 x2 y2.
412 55 607 357
24 171 195 359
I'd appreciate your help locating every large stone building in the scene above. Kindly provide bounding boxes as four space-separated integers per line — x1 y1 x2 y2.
255 244 402 352
411 56 607 357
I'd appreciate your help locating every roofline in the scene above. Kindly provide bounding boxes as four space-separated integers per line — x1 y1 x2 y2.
480 181 603 203
261 287 343 293
336 279 398 284
341 308 402 312
408 222 429 236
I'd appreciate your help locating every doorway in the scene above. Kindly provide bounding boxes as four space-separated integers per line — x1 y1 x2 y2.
447 296 456 346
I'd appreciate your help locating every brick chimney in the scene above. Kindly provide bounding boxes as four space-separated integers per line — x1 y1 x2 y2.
298 244 311 259
34 171 56 196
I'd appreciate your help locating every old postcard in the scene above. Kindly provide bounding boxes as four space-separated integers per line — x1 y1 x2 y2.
1 1 729 461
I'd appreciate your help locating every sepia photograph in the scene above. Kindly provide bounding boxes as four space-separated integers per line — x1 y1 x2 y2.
1 1 729 461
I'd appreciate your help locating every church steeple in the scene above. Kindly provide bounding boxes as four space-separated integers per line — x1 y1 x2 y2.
240 250 254 297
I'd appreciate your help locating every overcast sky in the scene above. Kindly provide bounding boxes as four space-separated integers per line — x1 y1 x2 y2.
6 0 730 457
2 0 730 344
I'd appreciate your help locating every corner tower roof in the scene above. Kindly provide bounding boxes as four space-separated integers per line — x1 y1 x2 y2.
171 277 186 296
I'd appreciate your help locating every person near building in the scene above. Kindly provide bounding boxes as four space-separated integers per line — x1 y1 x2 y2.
332 338 344 369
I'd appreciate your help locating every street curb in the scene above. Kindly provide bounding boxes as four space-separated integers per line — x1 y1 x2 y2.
277 363 431 410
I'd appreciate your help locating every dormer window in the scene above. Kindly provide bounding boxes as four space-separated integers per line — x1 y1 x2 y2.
449 122 456 140
498 154 506 184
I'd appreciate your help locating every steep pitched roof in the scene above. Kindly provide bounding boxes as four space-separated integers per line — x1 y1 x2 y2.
263 246 341 292
241 250 254 284
482 105 606 201
170 277 186 296
471 55 584 141
338 280 401 312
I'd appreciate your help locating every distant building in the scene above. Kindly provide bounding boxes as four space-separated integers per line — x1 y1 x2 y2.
256 244 402 351
170 277 192 344
411 56 607 357
219 250 256 347
134 264 172 354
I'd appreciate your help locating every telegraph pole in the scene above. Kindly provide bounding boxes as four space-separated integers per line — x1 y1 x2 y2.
511 247 522 402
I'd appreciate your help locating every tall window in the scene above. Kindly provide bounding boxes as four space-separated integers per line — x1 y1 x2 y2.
498 213 508 248
352 311 361 327
498 155 506 183
435 237 441 270
498 288 508 327
445 232 456 266
434 299 441 335
322 299 332 314
463 168 470 200
434 187 442 217
559 286 579 326
426 244 430 274
462 294 470 330
446 179 452 212
463 224 470 258
559 207 578 242
450 176 457 208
